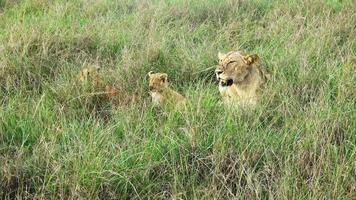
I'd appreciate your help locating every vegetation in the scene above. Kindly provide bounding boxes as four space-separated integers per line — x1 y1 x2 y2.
0 0 355 199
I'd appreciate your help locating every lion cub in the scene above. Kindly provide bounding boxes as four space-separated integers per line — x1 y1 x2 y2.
78 64 104 87
148 71 186 107
215 51 271 108
77 64 117 99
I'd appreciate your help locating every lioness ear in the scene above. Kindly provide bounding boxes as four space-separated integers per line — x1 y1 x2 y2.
242 54 260 65
218 52 226 60
160 73 168 83
147 71 154 77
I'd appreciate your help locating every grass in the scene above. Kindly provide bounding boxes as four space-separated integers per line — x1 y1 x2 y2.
0 0 355 199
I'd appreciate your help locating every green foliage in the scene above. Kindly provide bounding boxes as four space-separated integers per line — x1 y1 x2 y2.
0 0 355 199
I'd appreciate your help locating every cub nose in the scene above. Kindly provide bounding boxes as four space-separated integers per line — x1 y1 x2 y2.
149 86 154 91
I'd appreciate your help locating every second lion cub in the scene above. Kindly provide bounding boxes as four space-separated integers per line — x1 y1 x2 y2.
148 71 186 107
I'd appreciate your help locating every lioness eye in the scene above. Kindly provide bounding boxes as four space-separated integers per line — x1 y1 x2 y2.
226 61 237 66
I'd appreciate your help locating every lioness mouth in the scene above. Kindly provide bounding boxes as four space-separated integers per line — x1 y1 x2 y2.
220 79 233 87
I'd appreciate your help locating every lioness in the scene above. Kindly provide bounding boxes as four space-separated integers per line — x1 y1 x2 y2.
148 71 186 107
215 51 271 108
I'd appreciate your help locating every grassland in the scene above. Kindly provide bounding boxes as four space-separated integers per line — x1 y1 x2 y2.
0 0 355 199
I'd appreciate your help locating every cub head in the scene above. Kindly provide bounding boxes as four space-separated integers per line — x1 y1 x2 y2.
215 51 260 84
147 71 168 92
79 65 101 83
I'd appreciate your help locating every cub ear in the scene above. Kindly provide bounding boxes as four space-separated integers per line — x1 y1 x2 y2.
147 71 154 77
242 54 260 65
160 73 168 82
94 65 101 72
218 52 226 60
88 64 100 72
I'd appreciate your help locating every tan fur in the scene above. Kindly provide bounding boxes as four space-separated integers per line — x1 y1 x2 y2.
78 65 118 100
148 71 186 107
78 64 104 88
215 51 271 108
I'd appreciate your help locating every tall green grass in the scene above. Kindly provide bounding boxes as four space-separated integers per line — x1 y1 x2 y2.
0 0 355 199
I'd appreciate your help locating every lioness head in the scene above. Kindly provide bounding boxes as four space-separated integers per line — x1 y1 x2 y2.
147 71 168 92
215 51 260 84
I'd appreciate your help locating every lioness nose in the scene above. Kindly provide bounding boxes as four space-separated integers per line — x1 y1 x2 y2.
149 86 154 91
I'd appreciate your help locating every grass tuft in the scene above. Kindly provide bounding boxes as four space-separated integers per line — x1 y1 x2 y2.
0 0 355 199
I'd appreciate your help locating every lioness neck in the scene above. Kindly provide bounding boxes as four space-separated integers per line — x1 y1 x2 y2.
236 66 261 91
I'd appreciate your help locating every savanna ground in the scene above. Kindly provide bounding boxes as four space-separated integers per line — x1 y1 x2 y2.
0 0 355 199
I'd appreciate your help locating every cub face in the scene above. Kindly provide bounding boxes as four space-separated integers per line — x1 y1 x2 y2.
148 71 168 93
78 65 101 83
215 51 260 84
